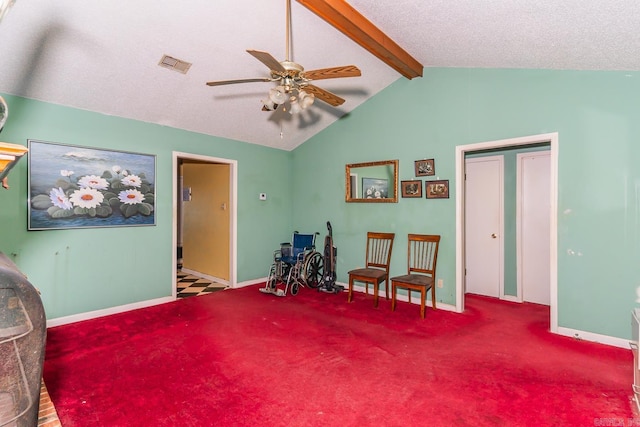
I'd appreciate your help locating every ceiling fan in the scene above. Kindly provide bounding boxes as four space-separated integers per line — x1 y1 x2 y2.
205 0 361 114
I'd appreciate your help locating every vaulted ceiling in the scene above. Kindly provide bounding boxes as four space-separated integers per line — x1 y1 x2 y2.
0 0 638 151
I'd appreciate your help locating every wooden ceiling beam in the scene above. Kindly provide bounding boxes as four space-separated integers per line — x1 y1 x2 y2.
296 0 423 79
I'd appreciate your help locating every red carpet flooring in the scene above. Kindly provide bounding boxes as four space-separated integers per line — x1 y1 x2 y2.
43 286 634 426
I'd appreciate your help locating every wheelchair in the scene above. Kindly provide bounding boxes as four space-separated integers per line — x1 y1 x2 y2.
260 231 324 296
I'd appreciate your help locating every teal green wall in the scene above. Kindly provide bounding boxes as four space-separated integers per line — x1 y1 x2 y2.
2 68 639 341
0 95 293 319
292 68 640 340
466 144 550 296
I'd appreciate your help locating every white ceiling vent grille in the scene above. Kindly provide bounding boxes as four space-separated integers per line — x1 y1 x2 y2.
159 55 192 74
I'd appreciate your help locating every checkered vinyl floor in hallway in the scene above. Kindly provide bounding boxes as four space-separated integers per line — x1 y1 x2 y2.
176 271 228 298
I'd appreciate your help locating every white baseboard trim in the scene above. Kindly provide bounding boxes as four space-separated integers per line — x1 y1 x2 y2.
180 268 229 286
348 282 457 312
501 295 521 303
46 275 265 327
351 284 625 347
556 326 630 349
50 281 623 351
47 296 175 328
236 277 268 288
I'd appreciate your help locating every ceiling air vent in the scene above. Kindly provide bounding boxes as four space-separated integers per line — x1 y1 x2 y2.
159 55 192 74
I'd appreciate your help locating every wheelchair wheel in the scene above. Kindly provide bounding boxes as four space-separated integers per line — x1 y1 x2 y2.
302 251 323 288
290 283 299 295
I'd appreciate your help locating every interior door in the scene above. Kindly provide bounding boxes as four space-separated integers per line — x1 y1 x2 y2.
182 162 230 282
465 156 504 298
518 152 551 305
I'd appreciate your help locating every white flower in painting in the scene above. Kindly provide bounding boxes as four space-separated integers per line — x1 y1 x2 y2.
49 187 73 210
118 189 144 205
60 169 74 177
122 170 129 176
69 188 104 209
78 175 109 190
121 174 142 188
112 165 121 173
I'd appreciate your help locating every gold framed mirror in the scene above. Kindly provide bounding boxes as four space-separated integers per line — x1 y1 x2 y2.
345 160 398 203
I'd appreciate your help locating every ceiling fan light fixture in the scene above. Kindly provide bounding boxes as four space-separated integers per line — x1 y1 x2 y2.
289 98 302 115
269 86 287 104
298 90 314 109
261 98 277 111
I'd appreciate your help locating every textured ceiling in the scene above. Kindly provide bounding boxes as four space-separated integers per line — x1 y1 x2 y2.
0 0 638 151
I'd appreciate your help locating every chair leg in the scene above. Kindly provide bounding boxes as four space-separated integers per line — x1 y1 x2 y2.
431 285 436 309
420 288 426 319
373 281 379 308
391 283 397 312
348 277 354 302
384 279 389 300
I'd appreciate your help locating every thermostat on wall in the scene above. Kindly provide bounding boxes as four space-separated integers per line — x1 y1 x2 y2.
259 193 267 200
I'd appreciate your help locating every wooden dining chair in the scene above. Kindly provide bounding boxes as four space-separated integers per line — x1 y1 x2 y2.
347 232 395 307
391 234 440 319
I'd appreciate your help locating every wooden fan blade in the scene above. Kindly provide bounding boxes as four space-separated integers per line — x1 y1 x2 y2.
303 65 361 81
206 78 272 87
247 50 286 73
303 84 345 107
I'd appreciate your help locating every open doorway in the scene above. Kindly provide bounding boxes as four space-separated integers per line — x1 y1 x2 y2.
455 133 559 332
172 152 237 298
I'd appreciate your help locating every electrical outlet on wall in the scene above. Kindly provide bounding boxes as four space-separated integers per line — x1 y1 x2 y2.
437 279 443 288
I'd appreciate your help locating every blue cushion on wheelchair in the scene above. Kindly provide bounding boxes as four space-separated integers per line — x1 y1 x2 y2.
280 255 298 265
282 247 305 265
293 233 315 250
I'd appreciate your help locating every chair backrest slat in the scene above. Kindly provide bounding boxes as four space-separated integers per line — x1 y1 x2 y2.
365 232 395 270
407 234 440 277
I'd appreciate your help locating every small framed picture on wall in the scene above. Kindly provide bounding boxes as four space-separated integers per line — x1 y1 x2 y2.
415 159 435 177
425 180 449 199
401 180 422 198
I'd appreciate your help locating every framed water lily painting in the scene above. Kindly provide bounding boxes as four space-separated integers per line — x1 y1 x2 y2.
28 140 156 230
